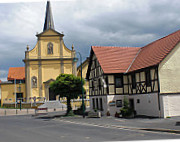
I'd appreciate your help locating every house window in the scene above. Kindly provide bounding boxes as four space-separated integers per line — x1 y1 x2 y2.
100 98 103 111
116 100 122 107
115 75 123 88
94 60 97 68
132 73 136 89
98 78 101 90
137 99 140 104
31 76 37 88
96 98 99 110
96 68 99 76
92 98 95 109
105 76 109 94
47 42 53 54
92 81 94 91
146 69 151 86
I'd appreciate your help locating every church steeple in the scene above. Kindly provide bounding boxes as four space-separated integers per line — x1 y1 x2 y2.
43 1 55 31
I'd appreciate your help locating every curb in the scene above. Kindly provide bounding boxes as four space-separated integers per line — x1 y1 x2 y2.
141 128 180 134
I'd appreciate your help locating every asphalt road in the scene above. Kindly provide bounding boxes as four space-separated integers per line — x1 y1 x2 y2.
0 115 180 142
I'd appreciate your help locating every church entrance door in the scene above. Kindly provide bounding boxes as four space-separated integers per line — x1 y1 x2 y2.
49 88 56 100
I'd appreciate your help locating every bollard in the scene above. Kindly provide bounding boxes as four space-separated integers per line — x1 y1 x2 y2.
4 109 6 116
27 108 28 114
62 105 63 110
46 108 48 113
16 109 18 115
54 108 56 111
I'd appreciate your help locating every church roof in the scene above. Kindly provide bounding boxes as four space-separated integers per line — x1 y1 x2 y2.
43 78 55 84
7 67 25 80
43 1 54 31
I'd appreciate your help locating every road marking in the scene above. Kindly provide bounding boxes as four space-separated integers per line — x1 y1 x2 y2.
85 137 90 139
115 119 125 122
55 118 180 136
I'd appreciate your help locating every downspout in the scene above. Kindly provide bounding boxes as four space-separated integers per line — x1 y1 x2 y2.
157 66 161 118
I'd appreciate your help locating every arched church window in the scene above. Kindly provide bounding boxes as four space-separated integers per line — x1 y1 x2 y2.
32 76 37 88
47 42 53 54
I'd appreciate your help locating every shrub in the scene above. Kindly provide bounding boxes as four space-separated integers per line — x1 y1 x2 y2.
66 110 74 116
106 111 110 116
115 112 120 117
120 97 133 117
74 104 86 115
94 108 98 112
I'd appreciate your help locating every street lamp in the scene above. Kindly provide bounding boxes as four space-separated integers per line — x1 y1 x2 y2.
73 51 85 118
18 81 22 110
14 79 16 108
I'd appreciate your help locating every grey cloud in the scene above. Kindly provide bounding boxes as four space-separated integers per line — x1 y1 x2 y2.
1 0 180 80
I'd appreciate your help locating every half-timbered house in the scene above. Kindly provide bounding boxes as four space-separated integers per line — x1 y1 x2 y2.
86 30 180 118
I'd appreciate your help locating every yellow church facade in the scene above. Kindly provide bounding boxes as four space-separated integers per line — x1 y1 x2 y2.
24 29 76 102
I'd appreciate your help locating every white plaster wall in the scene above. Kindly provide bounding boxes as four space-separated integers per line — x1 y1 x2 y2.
159 42 180 93
161 94 180 118
107 95 126 116
90 96 107 116
132 93 160 117
90 93 161 117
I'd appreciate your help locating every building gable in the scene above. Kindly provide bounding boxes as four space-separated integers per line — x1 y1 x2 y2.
159 42 180 93
36 29 63 37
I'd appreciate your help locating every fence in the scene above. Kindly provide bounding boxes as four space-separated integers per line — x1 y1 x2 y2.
0 106 67 116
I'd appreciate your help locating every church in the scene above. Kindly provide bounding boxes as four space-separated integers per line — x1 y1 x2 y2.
0 1 79 105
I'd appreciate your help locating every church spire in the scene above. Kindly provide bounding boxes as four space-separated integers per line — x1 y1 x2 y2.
43 1 55 31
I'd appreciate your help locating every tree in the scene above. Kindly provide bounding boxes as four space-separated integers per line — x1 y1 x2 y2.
50 74 85 115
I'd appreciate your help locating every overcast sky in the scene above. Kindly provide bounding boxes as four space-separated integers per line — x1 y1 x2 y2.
0 0 180 81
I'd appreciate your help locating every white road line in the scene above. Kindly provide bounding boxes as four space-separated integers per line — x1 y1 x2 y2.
55 119 180 136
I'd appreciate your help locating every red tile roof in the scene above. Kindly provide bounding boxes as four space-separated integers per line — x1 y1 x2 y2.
92 46 141 74
91 30 180 74
0 80 1 83
129 30 180 72
7 67 25 80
